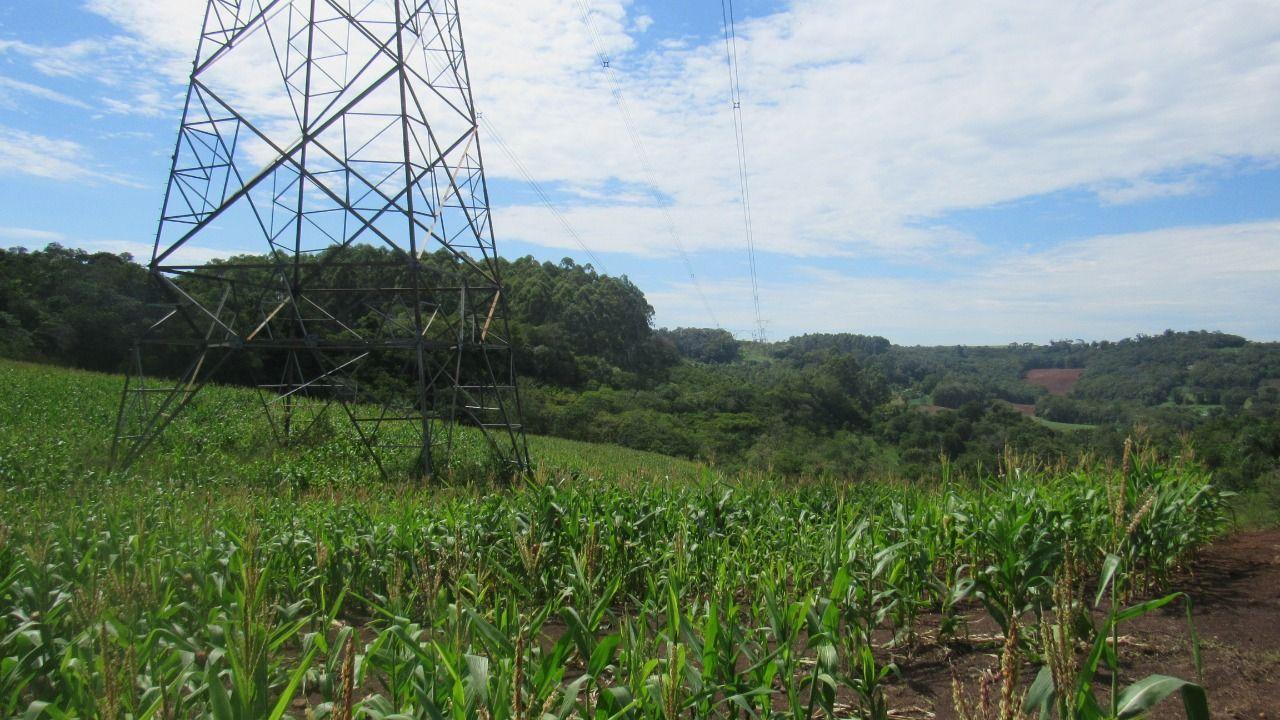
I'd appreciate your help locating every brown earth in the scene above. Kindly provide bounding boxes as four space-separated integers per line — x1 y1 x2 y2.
881 529 1280 719
1024 368 1085 396
1003 401 1037 417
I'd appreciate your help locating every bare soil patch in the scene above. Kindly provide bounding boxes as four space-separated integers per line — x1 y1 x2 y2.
1024 368 1085 396
882 529 1280 719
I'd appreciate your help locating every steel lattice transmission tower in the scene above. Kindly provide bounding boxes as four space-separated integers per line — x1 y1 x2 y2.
112 0 530 477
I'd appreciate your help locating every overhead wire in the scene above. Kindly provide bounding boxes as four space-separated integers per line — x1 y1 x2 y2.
478 113 609 273
573 0 721 329
719 0 766 342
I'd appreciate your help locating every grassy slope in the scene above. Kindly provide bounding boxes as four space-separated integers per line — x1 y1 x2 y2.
0 358 703 487
1028 415 1097 431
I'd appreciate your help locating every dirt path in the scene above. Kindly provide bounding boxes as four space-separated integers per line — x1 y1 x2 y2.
1122 529 1280 719
886 529 1280 719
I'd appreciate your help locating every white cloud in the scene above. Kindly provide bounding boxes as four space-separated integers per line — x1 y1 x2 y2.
82 0 204 62
1 230 249 264
74 0 1280 258
79 239 254 265
0 76 92 109
1092 177 1205 205
514 1 1277 248
0 226 67 243
649 221 1280 342
0 125 143 186
0 36 181 117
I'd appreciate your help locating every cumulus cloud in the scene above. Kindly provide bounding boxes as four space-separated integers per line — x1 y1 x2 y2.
82 0 204 62
59 0 1280 255
462 0 1280 261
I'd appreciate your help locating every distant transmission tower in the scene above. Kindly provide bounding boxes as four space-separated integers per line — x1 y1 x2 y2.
112 0 529 477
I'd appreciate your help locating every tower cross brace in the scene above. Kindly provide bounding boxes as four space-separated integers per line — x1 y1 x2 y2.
112 0 529 478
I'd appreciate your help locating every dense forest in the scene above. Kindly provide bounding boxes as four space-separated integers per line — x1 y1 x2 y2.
3 244 1278 501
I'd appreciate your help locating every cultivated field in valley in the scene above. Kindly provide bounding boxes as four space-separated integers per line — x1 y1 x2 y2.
1023 369 1086 397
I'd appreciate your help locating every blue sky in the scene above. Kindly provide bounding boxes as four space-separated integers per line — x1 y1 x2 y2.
1 0 1278 344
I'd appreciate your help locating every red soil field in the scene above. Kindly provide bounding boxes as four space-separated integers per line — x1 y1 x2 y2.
1024 367 1084 396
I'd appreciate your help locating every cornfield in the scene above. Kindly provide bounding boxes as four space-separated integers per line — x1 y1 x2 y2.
0 360 1226 718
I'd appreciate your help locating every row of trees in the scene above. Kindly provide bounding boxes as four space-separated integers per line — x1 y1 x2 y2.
0 246 156 371
0 245 667 384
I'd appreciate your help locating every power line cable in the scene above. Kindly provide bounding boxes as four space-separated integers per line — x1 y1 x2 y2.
573 0 721 329
720 0 765 342
478 113 609 273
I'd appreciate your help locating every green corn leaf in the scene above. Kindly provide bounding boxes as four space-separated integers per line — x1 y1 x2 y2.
1184 596 1203 679
588 634 621 676
815 643 838 670
1180 683 1211 720
465 653 491 707
1115 674 1208 720
601 685 633 714
560 607 594 661
267 644 318 720
205 664 234 720
602 698 640 720
700 603 720 675
267 615 311 653
1022 666 1054 720
1115 592 1181 623
1095 554 1121 608
589 576 622 628
450 678 468 720
551 674 591 720
727 689 772 719
465 609 514 656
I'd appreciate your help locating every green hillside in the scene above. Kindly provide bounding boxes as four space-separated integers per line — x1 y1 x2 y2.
3 245 1279 490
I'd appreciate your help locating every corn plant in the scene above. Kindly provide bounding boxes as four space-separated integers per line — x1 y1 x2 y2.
1024 555 1209 720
